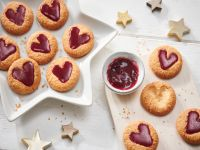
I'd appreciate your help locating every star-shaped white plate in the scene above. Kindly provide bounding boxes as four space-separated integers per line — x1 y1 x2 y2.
0 0 117 121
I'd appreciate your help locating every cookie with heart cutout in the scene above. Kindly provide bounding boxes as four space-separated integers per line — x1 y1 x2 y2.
149 45 182 79
7 58 41 95
26 31 58 65
37 0 69 30
123 120 159 150
0 2 34 35
46 57 80 92
141 81 176 116
62 24 94 58
176 108 200 145
0 35 20 70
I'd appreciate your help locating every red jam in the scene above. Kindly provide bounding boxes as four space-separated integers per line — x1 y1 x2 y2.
0 39 16 61
12 62 34 86
186 111 200 134
69 27 90 49
41 0 60 21
159 49 178 70
129 124 153 147
31 34 50 53
107 57 139 90
5 5 26 25
52 61 72 83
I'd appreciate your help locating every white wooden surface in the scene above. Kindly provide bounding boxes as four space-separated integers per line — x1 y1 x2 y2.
1 0 200 149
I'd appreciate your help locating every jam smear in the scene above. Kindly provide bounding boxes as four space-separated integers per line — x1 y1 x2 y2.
0 39 16 61
52 61 72 83
129 124 153 147
69 27 90 49
159 49 178 70
41 0 60 21
31 34 50 53
107 57 139 90
5 5 26 25
186 111 200 134
12 62 34 86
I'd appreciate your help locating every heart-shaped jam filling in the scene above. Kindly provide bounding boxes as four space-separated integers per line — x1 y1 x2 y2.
107 57 139 90
41 0 60 21
159 49 178 70
5 5 26 26
52 61 72 83
69 27 90 49
0 39 16 61
129 124 153 147
186 111 200 134
12 62 34 86
31 34 50 53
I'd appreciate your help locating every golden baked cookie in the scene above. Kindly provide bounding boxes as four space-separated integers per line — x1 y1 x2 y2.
7 58 41 95
37 0 69 30
123 121 159 150
0 2 34 35
46 57 80 92
62 24 94 58
0 35 20 70
141 81 176 116
176 108 200 145
149 45 182 79
26 31 58 65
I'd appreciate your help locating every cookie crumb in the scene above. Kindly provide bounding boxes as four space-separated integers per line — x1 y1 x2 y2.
15 103 21 111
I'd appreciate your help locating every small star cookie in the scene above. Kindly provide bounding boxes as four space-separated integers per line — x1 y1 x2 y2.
116 11 132 28
168 18 190 41
61 122 79 141
146 0 162 12
21 130 52 150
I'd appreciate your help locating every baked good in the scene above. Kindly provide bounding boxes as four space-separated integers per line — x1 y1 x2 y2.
0 1 34 35
7 58 41 95
26 31 58 65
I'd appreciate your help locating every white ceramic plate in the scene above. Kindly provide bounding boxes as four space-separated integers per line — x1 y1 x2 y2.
0 0 117 121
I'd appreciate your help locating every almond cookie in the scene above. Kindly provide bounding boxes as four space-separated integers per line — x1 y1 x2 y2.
149 45 182 79
62 24 94 58
141 81 176 116
0 2 34 35
7 58 41 95
0 35 20 70
123 121 159 150
46 57 80 92
176 108 200 145
26 31 58 65
37 0 69 30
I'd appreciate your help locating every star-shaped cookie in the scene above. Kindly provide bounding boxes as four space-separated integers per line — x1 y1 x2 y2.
116 11 132 28
146 0 162 12
61 122 79 141
168 18 190 41
21 130 52 150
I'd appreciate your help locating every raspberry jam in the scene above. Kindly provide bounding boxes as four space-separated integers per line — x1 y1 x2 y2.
5 5 26 25
107 57 139 90
129 124 153 147
186 111 200 134
31 34 50 53
69 27 90 49
12 62 34 86
0 39 16 61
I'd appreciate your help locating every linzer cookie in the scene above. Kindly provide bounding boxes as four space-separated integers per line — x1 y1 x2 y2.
0 2 34 35
46 57 80 92
176 108 200 145
141 81 176 116
37 0 69 30
62 24 94 58
0 35 20 70
123 121 159 150
7 58 41 95
149 45 182 79
26 31 58 65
